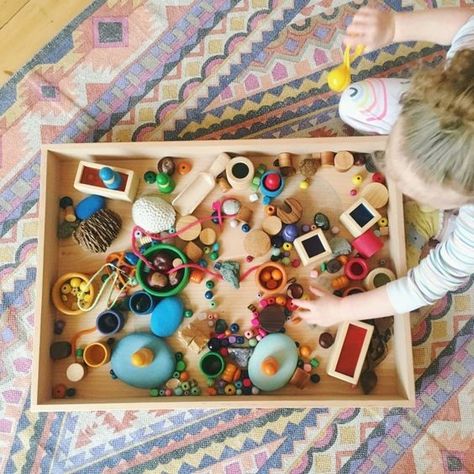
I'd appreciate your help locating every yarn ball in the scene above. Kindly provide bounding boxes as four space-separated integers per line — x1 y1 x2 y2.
73 209 121 253
132 195 176 233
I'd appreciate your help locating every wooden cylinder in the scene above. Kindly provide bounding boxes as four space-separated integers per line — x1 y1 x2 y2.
320 151 335 166
334 151 354 172
363 268 396 290
226 156 255 190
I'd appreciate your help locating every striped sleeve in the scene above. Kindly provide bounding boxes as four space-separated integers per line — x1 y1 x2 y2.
387 204 474 314
446 15 474 60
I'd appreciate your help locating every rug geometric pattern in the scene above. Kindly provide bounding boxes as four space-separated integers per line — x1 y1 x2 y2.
0 0 473 472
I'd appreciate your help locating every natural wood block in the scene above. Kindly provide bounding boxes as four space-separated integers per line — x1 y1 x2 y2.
262 215 282 235
339 198 381 238
244 230 271 257
184 241 203 262
361 182 389 209
334 151 354 172
293 229 332 267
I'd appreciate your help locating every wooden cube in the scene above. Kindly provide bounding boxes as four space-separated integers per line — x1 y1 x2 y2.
339 198 381 237
293 228 332 267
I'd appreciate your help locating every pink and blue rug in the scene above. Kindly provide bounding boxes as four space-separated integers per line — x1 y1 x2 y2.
1 1 473 472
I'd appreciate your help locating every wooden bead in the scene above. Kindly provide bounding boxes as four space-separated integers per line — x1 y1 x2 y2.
320 151 335 166
262 216 282 236
176 215 201 241
236 206 253 224
334 151 354 172
331 275 349 290
184 241 203 262
190 268 204 284
199 228 216 246
299 345 312 358
262 357 279 376
244 230 271 257
361 182 389 209
265 205 276 216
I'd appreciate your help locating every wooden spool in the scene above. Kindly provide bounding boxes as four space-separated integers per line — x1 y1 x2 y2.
236 206 253 224
244 230 271 257
320 151 335 166
334 151 354 172
176 215 201 241
361 182 389 209
364 268 396 290
262 215 282 236
276 197 303 224
199 228 217 246
226 156 255 190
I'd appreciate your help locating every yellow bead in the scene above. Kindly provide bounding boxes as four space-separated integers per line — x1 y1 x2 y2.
83 294 92 303
299 179 309 190
378 217 388 227
60 283 71 295
282 242 293 251
70 278 82 288
352 174 363 186
275 296 286 306
79 281 88 292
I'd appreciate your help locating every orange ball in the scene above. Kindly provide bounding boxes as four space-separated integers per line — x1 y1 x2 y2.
207 387 217 396
266 279 278 290
299 345 311 358
261 271 272 282
271 269 283 281
275 295 286 306
180 371 190 382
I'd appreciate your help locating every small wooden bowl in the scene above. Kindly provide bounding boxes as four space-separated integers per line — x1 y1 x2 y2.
51 272 95 316
255 262 287 295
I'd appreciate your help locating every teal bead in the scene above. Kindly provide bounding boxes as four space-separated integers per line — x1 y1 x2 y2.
175 352 183 360
209 251 219 261
144 171 157 184
320 262 327 272
174 387 184 396
150 388 159 397
212 243 219 251
209 300 217 309
191 387 201 396
310 358 320 368
184 309 193 318
181 381 190 391
206 280 215 289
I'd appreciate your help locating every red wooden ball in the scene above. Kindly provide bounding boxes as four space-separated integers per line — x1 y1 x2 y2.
263 173 281 191
372 172 385 184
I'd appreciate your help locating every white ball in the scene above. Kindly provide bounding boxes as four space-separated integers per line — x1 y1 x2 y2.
229 219 239 228
132 195 176 233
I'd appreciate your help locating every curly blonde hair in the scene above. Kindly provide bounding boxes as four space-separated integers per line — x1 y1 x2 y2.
398 49 474 196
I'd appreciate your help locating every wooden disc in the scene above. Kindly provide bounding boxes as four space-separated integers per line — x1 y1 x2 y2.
184 241 203 261
334 151 354 172
176 215 201 241
262 216 282 236
259 304 286 333
199 228 217 245
361 182 389 209
66 363 86 382
243 230 271 257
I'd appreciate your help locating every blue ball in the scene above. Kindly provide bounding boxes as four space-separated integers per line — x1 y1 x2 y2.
282 224 299 243
230 323 239 333
241 224 250 233
75 195 105 220
204 290 213 300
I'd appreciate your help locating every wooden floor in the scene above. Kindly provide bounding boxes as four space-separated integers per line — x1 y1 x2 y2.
0 0 92 86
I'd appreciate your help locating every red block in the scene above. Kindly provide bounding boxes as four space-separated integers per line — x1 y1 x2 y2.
352 229 383 258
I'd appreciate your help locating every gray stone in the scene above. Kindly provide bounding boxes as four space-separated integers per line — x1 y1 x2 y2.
50 341 72 360
228 347 254 368
329 237 352 256
217 261 240 288
222 199 241 216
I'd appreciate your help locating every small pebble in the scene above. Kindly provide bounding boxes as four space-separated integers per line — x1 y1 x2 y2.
54 320 66 335
319 332 334 348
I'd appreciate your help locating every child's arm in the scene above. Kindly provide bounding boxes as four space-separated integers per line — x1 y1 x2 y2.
344 7 474 52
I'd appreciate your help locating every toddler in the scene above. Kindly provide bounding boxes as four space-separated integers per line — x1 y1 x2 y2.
294 7 474 326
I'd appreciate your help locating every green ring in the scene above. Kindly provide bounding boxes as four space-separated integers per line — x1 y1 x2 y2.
136 243 190 297
199 352 224 379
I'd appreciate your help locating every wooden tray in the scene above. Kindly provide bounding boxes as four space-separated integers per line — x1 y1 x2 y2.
32 137 415 411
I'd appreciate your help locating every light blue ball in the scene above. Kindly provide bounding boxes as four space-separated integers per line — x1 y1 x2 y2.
75 195 105 220
150 296 184 337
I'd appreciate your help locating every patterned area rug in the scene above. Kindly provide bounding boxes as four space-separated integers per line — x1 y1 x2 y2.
1 1 473 472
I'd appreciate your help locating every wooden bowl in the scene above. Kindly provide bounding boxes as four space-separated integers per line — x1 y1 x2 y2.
255 262 287 295
51 272 95 316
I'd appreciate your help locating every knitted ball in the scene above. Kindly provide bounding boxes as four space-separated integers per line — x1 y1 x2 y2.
73 209 121 253
132 195 176 233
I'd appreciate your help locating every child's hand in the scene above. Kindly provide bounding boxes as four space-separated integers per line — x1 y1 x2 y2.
292 285 344 328
343 7 395 52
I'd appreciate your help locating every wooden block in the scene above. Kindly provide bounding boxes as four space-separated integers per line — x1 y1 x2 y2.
289 367 311 389
379 226 389 237
276 197 303 224
244 230 271 257
361 182 389 209
339 198 381 238
176 215 202 241
199 228 216 246
320 151 335 166
184 241 203 261
293 228 332 267
262 215 282 236
73 161 139 202
363 268 396 290
326 321 374 385
334 151 354 172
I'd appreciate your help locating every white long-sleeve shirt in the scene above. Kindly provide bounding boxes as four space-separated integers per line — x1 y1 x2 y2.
387 17 474 313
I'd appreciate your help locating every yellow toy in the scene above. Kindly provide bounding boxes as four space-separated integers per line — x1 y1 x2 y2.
327 44 364 93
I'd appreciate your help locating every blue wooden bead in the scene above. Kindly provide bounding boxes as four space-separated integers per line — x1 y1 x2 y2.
230 323 239 333
241 224 250 233
236 336 244 344
204 290 213 300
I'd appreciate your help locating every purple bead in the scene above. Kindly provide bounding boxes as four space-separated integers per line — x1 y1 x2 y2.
54 320 65 335
301 224 311 233
228 336 237 344
282 224 299 243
